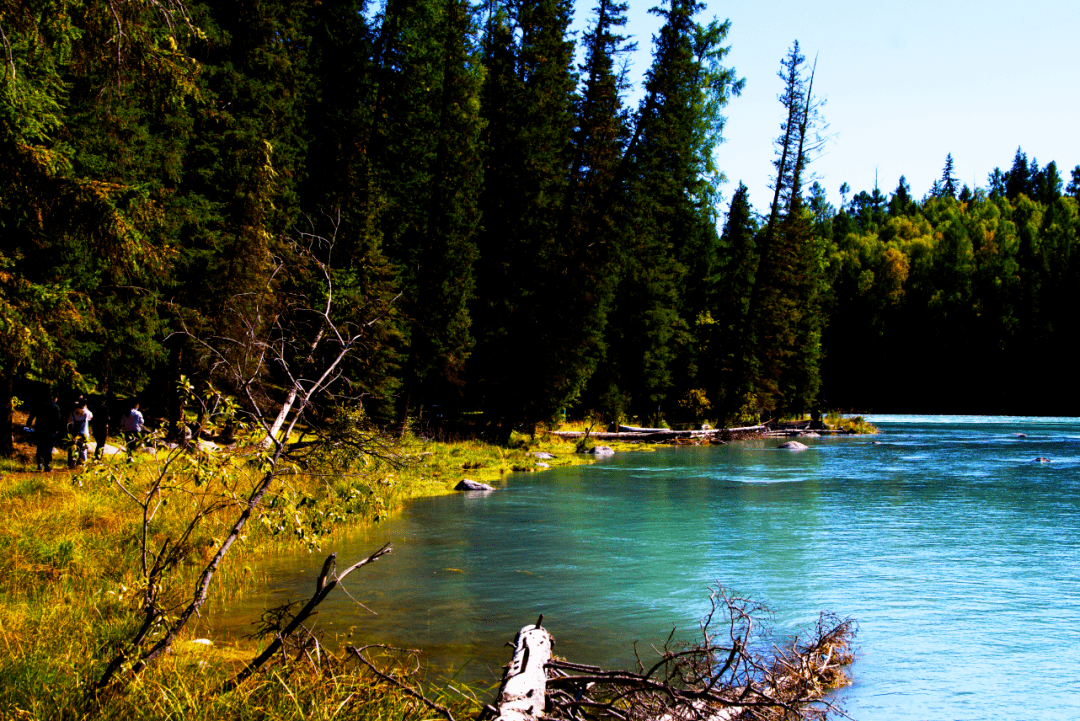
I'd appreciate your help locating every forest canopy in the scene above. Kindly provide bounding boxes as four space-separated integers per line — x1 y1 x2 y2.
3 0 1078 455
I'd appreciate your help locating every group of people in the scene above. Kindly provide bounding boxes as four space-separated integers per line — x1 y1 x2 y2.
32 395 146 471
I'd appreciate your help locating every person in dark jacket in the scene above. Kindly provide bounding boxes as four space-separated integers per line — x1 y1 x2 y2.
34 395 61 472
92 398 110 460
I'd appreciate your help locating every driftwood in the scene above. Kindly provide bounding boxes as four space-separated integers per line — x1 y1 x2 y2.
486 588 855 721
549 425 766 443
492 617 554 721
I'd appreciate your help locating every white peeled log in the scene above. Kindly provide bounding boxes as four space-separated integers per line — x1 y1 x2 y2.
495 621 554 721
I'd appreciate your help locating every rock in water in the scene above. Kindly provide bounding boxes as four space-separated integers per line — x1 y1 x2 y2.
532 452 555 459
589 446 615 456
778 441 809 451
455 479 495 491
535 462 550 468
1033 457 1052 463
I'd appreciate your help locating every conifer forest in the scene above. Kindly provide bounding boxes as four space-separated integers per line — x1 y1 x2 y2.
4 0 1080 450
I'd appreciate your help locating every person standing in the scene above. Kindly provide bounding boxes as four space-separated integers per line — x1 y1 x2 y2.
34 395 61 472
92 398 110 460
67 399 93 468
121 401 145 464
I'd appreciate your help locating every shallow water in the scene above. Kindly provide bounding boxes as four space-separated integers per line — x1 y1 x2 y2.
213 416 1080 719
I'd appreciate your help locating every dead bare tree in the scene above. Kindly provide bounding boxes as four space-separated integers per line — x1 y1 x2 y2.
484 588 855 721
92 218 403 699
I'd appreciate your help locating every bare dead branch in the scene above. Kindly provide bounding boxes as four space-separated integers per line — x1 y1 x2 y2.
223 543 392 691
347 645 458 721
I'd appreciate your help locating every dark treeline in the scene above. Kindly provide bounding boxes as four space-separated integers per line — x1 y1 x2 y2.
824 149 1080 415
3 1 1079 455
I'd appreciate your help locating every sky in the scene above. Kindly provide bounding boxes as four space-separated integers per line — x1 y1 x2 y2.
572 0 1080 212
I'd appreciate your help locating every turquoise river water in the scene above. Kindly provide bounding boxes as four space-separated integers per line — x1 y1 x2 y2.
215 416 1080 720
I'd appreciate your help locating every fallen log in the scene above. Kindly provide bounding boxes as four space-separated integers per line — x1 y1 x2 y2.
547 425 766 442
493 617 554 721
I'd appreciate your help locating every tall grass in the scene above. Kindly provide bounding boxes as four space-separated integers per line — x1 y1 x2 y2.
0 429 603 719
825 412 878 434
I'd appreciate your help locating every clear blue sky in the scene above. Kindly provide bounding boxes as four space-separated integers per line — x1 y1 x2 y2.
573 0 1080 212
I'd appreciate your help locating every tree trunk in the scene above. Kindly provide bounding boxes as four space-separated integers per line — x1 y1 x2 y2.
262 326 325 448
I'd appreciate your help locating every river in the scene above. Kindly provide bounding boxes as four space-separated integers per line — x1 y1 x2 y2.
213 416 1080 720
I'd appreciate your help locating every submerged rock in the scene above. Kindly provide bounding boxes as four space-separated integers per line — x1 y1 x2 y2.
778 441 809 451
588 445 615 456
455 479 495 491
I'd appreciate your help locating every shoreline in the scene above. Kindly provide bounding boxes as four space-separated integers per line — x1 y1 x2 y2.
546 422 865 444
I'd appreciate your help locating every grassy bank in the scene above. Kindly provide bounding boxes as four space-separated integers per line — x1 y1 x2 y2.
0 422 635 720
824 412 878 434
1 413 868 719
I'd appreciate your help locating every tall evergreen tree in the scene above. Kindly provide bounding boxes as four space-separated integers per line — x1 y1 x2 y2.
601 0 740 423
554 0 635 420
940 153 958 199
1032 160 1063 204
889 175 913 216
1005 147 1031 199
737 41 826 420
370 0 485 424
0 0 198 452
987 167 1007 198
707 182 757 417
1067 165 1080 201
470 0 578 438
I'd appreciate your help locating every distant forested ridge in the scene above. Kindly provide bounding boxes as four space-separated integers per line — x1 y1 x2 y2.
824 150 1080 415
2 1 1078 455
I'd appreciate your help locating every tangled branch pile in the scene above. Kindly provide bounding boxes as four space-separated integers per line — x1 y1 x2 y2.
489 589 855 721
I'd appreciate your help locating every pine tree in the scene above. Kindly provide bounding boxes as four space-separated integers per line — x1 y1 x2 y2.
709 183 758 419
0 0 198 452
737 41 826 420
552 0 636 421
889 175 913 215
1067 165 1080 201
1005 147 1031 200
987 168 1007 198
940 153 958 199
601 0 740 423
370 0 485 424
1032 160 1063 204
469 0 578 439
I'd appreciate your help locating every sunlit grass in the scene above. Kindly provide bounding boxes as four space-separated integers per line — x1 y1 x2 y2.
0 425 626 719
825 412 878 434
